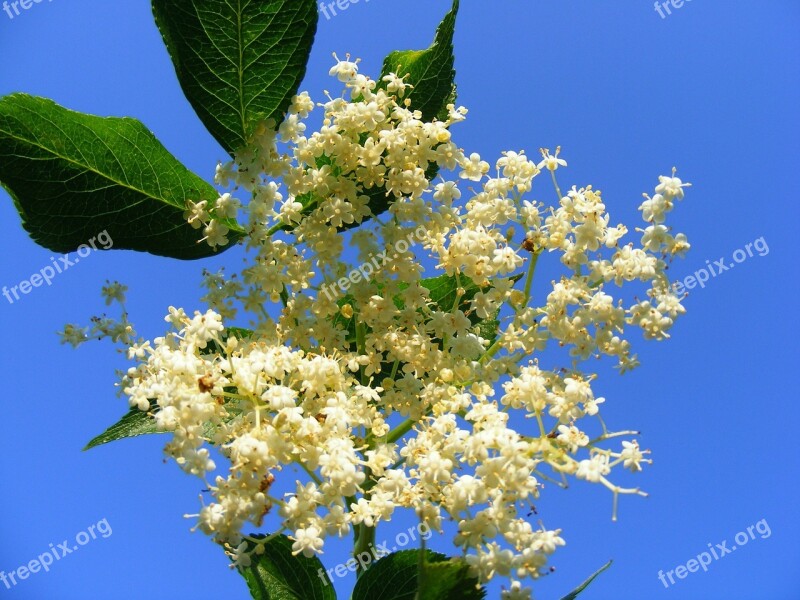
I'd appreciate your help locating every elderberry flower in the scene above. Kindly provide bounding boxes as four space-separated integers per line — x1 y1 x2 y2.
80 56 695 593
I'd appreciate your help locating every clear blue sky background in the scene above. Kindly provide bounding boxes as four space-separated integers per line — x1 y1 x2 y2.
1 1 798 599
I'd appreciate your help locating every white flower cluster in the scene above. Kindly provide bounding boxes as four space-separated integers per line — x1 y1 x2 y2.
80 56 692 596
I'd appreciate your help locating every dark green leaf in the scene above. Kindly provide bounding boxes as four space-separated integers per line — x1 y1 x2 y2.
418 559 485 600
205 326 255 354
152 0 318 154
419 272 480 314
236 534 335 600
349 0 459 222
352 549 483 600
559 560 613 600
379 0 459 122
83 401 160 451
420 272 524 343
0 94 243 260
85 327 253 450
271 3 459 229
83 399 240 451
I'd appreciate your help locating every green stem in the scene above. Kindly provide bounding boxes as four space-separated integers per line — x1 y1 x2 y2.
356 321 367 385
550 168 563 201
267 197 321 237
450 271 463 312
442 271 464 349
479 338 503 364
243 529 285 546
279 285 289 308
384 416 417 445
481 248 542 364
522 250 542 306
587 430 641 446
352 462 376 577
353 522 377 578
296 461 322 485
266 222 287 237
389 358 400 381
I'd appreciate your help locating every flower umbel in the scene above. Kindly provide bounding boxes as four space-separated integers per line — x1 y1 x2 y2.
77 56 691 595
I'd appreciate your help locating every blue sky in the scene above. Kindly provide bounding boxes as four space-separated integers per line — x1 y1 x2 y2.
1 1 798 599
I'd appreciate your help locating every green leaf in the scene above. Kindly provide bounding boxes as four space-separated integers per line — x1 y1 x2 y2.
352 550 483 600
152 0 318 155
420 272 524 343
348 0 459 223
83 401 160 451
559 560 613 600
236 534 335 600
205 326 255 354
379 0 459 122
418 559 485 600
85 327 254 450
0 94 243 260
270 2 459 229
83 399 240 450
418 272 480 314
